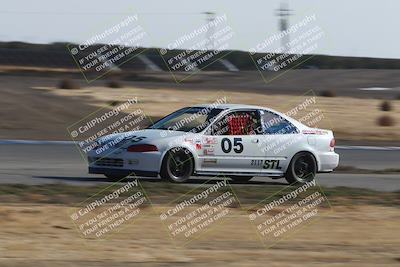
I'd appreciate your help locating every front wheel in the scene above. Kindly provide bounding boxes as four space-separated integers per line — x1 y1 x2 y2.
285 152 317 185
160 148 194 183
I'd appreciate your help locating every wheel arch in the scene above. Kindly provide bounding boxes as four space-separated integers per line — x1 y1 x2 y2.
288 150 320 172
159 145 197 174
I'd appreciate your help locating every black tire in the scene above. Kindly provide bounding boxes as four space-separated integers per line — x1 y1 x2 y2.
229 176 253 183
160 148 194 183
285 152 317 185
104 174 127 182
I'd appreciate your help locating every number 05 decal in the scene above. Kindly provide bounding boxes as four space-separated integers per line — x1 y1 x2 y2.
221 138 244 153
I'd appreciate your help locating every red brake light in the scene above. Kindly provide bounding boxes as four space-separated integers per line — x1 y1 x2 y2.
330 138 336 148
127 144 158 152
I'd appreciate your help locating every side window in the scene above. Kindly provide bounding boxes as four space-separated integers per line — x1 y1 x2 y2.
210 110 262 135
261 110 298 134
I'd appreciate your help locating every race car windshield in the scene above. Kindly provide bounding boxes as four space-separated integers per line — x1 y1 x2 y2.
148 107 224 133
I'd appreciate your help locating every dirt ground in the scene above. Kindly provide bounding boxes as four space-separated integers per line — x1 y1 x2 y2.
0 204 399 267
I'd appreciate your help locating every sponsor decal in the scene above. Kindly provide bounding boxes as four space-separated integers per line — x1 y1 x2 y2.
250 159 264 166
203 158 217 164
250 159 282 170
204 137 218 144
204 147 215 155
263 160 282 170
302 129 328 135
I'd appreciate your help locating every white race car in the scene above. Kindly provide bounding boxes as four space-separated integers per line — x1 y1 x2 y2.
88 104 339 184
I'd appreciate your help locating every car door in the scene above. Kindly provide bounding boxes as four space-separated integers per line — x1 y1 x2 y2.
257 109 301 174
199 109 267 173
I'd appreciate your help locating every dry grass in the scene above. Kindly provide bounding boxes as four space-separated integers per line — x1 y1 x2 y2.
377 115 396 127
0 204 399 266
47 86 400 142
380 100 393 111
0 183 398 266
58 79 80 89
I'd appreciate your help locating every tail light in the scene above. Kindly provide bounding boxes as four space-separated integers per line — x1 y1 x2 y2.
329 138 336 151
127 144 158 152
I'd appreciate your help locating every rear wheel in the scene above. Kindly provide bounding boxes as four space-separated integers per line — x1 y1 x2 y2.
229 176 253 183
160 148 194 183
285 152 317 185
104 174 127 182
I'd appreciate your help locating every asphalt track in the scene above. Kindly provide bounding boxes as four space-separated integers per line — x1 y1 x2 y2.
0 143 399 192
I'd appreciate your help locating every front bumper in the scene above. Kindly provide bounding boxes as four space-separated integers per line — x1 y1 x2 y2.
87 151 162 177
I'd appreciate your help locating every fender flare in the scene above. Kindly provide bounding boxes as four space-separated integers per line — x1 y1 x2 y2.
158 145 197 173
287 150 320 173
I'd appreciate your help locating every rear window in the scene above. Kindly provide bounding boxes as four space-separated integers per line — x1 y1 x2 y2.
260 110 298 134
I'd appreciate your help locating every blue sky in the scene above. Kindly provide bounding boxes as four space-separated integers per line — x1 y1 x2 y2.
1 0 399 58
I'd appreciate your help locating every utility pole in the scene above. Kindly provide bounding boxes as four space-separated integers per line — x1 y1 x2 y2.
275 1 293 53
203 11 216 51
